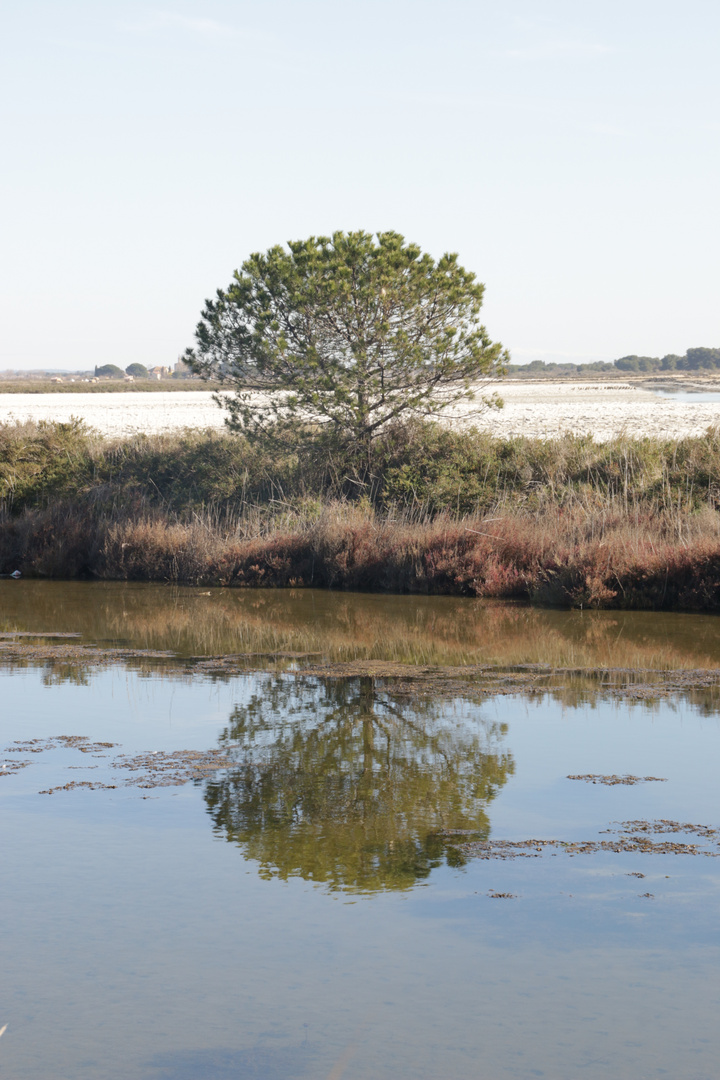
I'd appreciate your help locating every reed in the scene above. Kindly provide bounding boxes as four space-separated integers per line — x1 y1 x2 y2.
2 419 720 609
1 497 719 610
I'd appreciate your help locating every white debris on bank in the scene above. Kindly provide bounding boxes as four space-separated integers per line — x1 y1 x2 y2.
1 383 720 441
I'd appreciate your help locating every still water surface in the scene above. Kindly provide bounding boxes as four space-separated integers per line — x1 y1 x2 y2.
3 582 720 1078
4 579 720 669
650 388 720 402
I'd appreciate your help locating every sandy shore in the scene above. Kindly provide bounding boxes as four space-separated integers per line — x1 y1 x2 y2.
1 382 720 440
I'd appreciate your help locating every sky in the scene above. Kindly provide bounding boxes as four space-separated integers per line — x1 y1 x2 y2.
1 0 719 370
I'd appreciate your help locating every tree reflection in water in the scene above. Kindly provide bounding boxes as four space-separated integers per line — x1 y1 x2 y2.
204 676 514 892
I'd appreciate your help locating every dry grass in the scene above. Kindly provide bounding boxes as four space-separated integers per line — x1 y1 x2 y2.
3 418 720 609
0 379 218 393
2 496 720 610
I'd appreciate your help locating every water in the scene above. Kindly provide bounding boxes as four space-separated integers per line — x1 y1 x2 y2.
3 579 720 669
3 583 720 1079
649 388 720 403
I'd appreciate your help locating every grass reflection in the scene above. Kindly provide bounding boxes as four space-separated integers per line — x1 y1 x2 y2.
3 580 720 671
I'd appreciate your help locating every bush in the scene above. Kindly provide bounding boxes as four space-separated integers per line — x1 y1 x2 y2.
0 420 94 511
5 418 720 522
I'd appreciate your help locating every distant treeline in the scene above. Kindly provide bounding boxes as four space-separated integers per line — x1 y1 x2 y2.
508 347 720 376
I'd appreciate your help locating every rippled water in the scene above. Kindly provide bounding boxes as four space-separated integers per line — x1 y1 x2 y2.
3 583 720 1079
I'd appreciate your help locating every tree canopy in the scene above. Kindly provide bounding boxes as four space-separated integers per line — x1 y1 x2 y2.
94 364 124 378
186 231 508 452
510 346 720 376
125 363 149 377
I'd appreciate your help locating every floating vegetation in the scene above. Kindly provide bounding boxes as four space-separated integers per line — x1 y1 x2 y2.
1 735 236 793
39 781 118 794
449 820 720 861
4 633 720 723
0 758 30 775
6 735 117 754
613 818 719 841
2 735 116 776
0 642 176 671
115 748 237 788
567 774 668 785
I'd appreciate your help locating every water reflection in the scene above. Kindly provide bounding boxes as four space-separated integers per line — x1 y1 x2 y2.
204 676 513 891
40 664 91 687
4 579 720 670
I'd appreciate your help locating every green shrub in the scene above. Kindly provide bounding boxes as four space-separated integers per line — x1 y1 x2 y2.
3 419 720 522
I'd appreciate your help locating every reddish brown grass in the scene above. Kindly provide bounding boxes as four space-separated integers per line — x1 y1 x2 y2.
3 500 720 611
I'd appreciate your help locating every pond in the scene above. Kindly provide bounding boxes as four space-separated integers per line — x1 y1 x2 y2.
648 388 720 403
2 582 720 1079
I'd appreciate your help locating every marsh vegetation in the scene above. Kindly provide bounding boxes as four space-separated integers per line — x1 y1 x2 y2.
2 418 720 609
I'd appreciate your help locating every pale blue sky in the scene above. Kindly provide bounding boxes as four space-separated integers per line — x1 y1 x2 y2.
2 0 718 370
